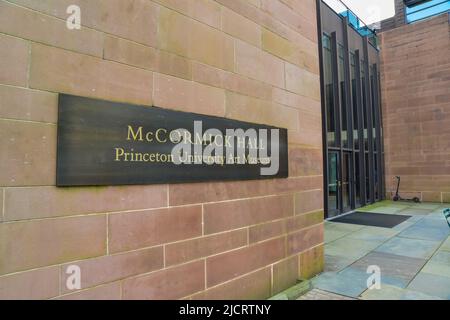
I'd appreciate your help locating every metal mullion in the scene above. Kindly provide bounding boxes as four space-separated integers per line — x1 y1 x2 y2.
372 63 383 201
378 70 386 200
354 50 366 205
331 32 343 213
363 38 375 204
331 32 342 149
342 17 354 209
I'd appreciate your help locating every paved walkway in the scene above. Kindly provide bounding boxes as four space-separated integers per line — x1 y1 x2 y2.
297 289 356 300
307 201 450 300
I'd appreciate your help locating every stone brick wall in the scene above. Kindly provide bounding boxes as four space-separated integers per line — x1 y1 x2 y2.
0 0 324 299
380 13 450 203
379 0 406 32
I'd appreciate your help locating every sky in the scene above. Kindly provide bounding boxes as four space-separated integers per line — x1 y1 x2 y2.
324 0 396 25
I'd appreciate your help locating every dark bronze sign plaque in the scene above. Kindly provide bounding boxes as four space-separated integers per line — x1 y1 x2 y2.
56 94 288 186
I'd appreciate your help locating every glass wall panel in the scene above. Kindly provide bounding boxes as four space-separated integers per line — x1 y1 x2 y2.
365 152 370 201
406 0 450 23
370 65 377 152
350 52 359 150
361 60 369 151
342 152 352 210
323 35 337 148
354 152 361 207
328 152 339 215
339 45 349 148
374 153 379 200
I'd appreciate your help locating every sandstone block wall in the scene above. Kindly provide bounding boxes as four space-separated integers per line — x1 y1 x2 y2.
380 13 450 203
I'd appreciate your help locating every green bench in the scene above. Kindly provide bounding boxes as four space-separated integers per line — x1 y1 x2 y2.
444 209 450 227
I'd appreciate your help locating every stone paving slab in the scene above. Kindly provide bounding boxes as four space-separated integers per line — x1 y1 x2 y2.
325 222 365 233
349 251 427 288
407 272 450 299
398 225 450 242
325 237 381 261
427 210 449 218
416 217 450 229
422 250 450 278
358 201 411 212
346 226 399 242
392 221 416 232
312 271 367 298
361 284 443 300
365 206 405 214
410 203 442 210
375 236 441 260
324 254 355 272
397 208 431 216
298 289 356 300
402 216 424 223
324 229 349 244
441 237 450 251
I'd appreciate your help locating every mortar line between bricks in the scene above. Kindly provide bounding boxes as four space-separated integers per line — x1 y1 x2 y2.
58 263 61 297
0 116 57 126
270 264 274 296
26 40 31 88
56 280 122 300
0 30 103 61
201 204 204 236
204 259 207 292
163 244 166 269
176 187 324 206
106 214 109 255
166 185 170 208
2 186 324 208
3 202 323 225
1 202 204 224
2 188 5 221
0 243 167 279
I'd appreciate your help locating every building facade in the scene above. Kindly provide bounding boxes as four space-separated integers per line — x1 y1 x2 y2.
318 0 450 217
0 0 448 300
0 0 324 299
318 1 384 219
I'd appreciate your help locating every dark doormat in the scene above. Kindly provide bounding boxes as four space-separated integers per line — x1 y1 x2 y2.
331 212 412 228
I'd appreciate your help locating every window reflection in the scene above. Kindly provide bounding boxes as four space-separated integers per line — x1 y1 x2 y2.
323 35 336 148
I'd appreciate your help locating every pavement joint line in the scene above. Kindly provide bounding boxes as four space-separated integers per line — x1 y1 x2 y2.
405 232 449 289
317 203 448 299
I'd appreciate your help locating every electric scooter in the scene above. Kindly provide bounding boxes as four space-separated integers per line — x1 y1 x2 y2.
392 176 421 203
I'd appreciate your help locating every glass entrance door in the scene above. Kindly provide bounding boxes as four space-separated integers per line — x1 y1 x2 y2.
342 152 352 213
328 151 353 218
328 152 340 218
